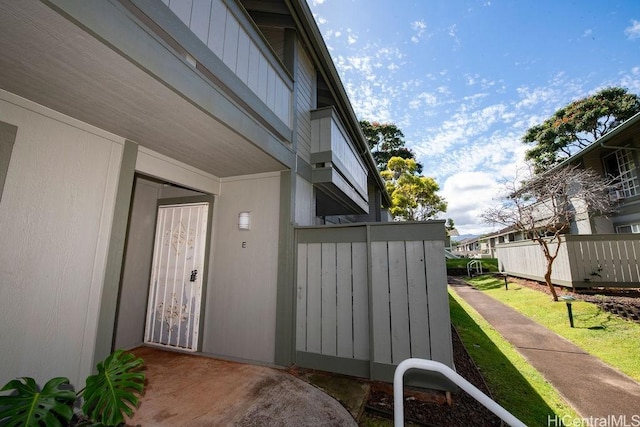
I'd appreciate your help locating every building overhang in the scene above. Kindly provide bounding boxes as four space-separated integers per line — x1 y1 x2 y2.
0 0 293 179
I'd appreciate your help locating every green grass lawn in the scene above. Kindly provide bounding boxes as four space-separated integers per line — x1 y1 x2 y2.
446 257 498 272
449 291 579 426
467 275 640 382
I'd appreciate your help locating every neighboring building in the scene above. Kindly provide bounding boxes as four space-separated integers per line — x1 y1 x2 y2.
496 113 640 288
464 113 640 261
556 112 640 235
0 0 402 386
454 226 524 259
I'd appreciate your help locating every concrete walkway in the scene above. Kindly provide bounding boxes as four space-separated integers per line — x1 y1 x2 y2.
450 280 640 421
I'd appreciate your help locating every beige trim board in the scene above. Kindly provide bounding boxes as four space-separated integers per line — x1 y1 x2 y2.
0 89 125 144
220 171 283 183
136 146 221 194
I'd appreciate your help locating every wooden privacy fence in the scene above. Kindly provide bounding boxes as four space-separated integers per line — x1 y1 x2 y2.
497 234 640 288
294 222 453 388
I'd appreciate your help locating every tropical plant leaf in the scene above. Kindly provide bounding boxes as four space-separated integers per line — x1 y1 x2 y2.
0 376 75 427
80 350 145 426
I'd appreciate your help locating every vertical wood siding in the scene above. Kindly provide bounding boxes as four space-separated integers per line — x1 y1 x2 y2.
163 0 292 127
497 235 640 287
297 241 369 359
295 222 453 384
296 44 314 163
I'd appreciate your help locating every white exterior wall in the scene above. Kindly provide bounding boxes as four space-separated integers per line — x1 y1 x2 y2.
0 91 124 386
203 172 281 363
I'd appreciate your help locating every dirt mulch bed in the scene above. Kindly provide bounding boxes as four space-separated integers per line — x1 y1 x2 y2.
507 276 640 323
363 326 501 426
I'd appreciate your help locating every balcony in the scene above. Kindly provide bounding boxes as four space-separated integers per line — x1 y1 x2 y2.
310 107 369 215
139 0 293 140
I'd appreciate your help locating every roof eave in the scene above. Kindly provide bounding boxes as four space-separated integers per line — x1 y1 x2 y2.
285 0 391 207
553 111 640 170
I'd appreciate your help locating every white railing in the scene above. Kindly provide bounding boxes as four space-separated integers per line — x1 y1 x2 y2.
309 107 369 213
162 0 293 127
467 259 483 277
310 107 368 194
393 358 526 427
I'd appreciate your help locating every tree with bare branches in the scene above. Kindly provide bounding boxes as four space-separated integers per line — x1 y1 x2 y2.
482 165 617 300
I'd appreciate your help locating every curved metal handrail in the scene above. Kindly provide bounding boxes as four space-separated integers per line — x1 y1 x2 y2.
393 358 526 427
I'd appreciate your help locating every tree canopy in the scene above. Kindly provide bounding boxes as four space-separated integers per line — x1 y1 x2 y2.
482 165 617 300
360 120 423 173
523 87 640 172
381 157 446 221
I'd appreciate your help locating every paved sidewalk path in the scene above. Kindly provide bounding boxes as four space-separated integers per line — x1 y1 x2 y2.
450 280 640 422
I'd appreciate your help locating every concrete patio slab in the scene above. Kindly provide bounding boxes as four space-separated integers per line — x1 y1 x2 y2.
126 346 357 426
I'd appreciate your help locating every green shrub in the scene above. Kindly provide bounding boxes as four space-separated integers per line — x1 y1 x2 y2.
0 350 145 427
446 258 498 272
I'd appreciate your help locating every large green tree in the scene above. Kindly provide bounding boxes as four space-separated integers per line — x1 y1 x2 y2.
523 87 640 172
360 120 423 173
381 157 446 221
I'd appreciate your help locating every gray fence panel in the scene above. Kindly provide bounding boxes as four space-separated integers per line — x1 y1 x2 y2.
352 242 369 360
336 243 354 358
321 243 337 356
295 244 307 351
371 241 392 364
388 241 411 364
306 243 322 353
294 222 453 388
406 241 430 359
424 240 453 366
498 235 640 287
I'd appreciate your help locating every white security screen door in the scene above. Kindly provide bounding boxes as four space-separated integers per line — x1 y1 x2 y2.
144 202 208 351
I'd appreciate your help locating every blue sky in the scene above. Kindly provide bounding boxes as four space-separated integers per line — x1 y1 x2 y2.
307 0 640 235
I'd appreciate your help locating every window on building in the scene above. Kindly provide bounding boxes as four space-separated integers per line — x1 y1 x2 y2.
603 149 639 198
616 223 640 233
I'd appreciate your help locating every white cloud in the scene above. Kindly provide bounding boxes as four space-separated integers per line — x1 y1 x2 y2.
410 20 427 43
441 172 502 234
307 1 637 235
448 24 460 46
615 66 640 93
625 19 640 40
515 86 558 109
448 24 457 38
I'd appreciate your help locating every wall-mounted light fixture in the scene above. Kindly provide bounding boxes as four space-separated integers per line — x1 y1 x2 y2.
238 212 251 230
